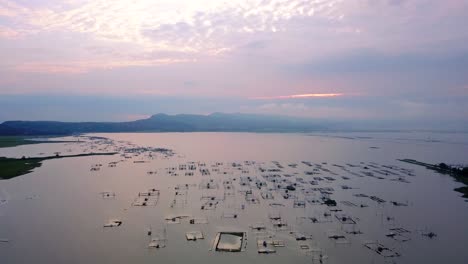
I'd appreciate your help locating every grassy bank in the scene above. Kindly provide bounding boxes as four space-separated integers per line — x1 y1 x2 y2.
398 159 468 198
0 152 117 180
0 136 75 148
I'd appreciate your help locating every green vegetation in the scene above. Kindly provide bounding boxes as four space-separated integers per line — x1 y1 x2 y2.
0 157 43 179
0 136 74 148
0 152 117 180
398 159 468 198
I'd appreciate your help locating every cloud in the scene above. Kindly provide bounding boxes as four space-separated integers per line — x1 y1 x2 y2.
0 0 345 73
1 0 342 52
14 58 195 74
250 93 343 100
0 25 20 39
0 0 467 125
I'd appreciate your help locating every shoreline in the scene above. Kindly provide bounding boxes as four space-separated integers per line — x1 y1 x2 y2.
0 152 118 180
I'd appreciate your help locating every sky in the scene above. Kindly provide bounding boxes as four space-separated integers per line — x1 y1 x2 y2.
0 0 467 129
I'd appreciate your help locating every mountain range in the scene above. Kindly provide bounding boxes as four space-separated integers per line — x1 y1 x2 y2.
0 113 326 136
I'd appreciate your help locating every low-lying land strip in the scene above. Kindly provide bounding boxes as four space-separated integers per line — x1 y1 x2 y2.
399 159 468 198
0 136 75 148
0 152 117 180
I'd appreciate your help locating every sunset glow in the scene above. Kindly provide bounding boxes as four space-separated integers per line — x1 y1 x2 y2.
0 0 467 125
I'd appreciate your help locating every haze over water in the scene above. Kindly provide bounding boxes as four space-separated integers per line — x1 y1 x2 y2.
1 132 467 264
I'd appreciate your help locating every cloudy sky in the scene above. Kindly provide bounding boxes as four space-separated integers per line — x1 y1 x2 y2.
0 0 467 128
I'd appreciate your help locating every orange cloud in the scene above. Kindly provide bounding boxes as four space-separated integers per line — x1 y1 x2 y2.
250 93 344 100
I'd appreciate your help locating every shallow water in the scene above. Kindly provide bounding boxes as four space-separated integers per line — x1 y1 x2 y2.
0 132 467 264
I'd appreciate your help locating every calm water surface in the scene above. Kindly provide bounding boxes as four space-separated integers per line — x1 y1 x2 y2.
1 132 467 264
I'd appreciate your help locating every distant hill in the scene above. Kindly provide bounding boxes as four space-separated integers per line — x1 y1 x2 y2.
0 113 326 135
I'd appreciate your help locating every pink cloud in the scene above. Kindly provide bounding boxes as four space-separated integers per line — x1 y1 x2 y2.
13 58 195 74
249 93 344 100
0 26 20 39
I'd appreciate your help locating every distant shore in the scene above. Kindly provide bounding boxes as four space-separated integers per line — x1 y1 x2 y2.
0 136 76 149
399 159 468 198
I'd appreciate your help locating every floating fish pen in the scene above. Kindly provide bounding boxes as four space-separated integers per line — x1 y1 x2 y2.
261 191 274 200
254 179 267 189
302 188 316 196
200 168 210 176
269 202 285 208
212 232 247 252
222 211 238 219
132 189 160 206
335 213 357 224
391 177 411 183
239 176 255 186
165 215 187 224
249 222 267 232
100 191 116 199
166 167 178 176
175 184 191 190
245 192 260 204
186 231 204 241
386 230 411 242
306 197 323 205
293 200 306 208
343 224 363 235
292 231 312 241
272 161 284 169
103 219 122 228
200 195 223 210
148 232 167 249
269 214 290 231
199 179 218 189
280 189 298 200
200 198 219 210
341 201 357 207
327 230 349 244
310 247 327 263
170 188 187 208
298 242 316 254
391 201 408 206
90 166 100 171
354 193 369 198
256 236 285 254
369 195 386 204
189 217 208 224
363 242 400 257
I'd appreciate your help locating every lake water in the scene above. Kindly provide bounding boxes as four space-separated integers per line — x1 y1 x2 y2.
1 132 468 264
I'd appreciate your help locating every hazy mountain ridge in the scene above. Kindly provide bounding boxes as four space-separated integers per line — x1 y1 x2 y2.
0 113 325 135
